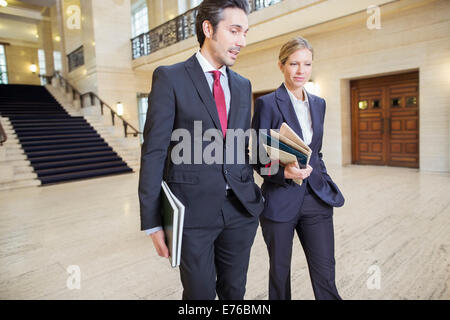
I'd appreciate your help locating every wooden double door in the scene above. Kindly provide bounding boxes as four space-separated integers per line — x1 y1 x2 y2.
351 71 419 168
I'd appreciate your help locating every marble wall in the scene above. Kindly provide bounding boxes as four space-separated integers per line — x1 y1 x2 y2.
146 0 193 29
4 44 40 85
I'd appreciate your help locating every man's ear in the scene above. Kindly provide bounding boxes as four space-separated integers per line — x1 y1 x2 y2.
202 20 213 39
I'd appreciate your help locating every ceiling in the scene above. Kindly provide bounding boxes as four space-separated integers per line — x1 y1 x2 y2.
8 0 55 11
0 0 55 44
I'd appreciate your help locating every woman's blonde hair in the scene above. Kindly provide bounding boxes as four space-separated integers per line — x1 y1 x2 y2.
278 37 314 65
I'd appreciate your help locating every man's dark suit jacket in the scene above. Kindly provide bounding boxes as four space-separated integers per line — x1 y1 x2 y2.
252 84 345 222
139 54 264 230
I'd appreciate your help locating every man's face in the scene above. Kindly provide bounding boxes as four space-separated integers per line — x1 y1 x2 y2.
206 7 249 68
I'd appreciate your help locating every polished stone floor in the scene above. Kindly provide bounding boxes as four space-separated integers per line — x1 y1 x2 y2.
0 165 449 300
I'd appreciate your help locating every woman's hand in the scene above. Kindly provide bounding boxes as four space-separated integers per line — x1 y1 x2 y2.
283 161 313 180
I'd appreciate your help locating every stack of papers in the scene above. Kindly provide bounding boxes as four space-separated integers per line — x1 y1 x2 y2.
161 181 185 268
261 122 312 185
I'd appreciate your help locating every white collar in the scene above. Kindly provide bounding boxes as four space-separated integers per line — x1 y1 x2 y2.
284 83 309 105
196 50 227 77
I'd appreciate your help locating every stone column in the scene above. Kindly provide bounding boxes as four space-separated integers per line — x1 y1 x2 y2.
55 0 69 77
84 0 138 127
147 0 165 29
38 8 55 77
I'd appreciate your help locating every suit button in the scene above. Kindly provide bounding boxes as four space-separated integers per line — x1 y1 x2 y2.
224 170 228 175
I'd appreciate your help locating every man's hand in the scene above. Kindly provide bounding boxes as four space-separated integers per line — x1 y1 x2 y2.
283 161 313 180
150 230 169 258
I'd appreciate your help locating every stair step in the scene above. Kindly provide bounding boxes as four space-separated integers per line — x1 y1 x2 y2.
16 129 96 137
0 179 41 191
0 108 64 112
0 104 60 107
18 133 100 142
39 166 133 185
0 111 68 115
26 146 113 158
3 128 16 135
14 165 34 174
7 115 73 120
32 155 123 170
9 117 85 123
23 141 109 152
5 153 27 161
0 101 60 105
14 125 92 132
3 143 21 150
13 172 38 181
12 122 89 128
2 138 20 145
5 147 24 156
29 150 119 164
21 137 105 147
0 159 31 167
0 103 60 107
36 161 128 177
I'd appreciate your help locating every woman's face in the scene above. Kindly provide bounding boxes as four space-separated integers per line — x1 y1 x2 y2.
279 48 313 92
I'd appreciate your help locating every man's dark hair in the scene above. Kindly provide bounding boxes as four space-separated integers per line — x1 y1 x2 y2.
195 0 250 48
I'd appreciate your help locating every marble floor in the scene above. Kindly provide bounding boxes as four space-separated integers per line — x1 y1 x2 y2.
0 165 449 300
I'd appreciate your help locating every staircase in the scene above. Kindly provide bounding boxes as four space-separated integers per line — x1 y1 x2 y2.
45 82 141 172
0 84 133 187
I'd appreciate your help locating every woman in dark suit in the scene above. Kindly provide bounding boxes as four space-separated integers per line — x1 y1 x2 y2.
252 37 345 300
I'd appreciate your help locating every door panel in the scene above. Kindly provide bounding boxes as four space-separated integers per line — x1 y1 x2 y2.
352 87 385 165
387 82 419 167
351 71 419 168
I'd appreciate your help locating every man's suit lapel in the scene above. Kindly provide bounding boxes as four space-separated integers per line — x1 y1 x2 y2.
275 84 304 141
184 54 222 132
226 67 240 133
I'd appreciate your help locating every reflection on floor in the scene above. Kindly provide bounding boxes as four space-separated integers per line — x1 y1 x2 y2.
0 165 449 299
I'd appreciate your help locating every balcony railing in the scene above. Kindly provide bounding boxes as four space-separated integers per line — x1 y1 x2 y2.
131 0 283 60
67 45 85 72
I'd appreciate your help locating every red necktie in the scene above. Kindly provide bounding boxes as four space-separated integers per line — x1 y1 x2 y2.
210 70 227 138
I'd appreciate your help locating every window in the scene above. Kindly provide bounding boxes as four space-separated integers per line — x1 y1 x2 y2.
0 44 8 84
38 49 46 75
53 51 62 72
131 3 149 38
38 49 48 85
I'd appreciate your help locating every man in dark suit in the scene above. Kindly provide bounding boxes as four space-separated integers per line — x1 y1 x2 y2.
138 0 264 300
